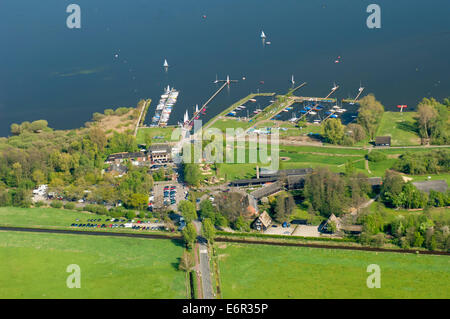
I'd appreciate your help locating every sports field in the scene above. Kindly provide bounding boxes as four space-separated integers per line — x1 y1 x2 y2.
217 243 450 299
0 231 186 298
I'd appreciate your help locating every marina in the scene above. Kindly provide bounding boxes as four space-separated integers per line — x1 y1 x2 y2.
151 86 179 127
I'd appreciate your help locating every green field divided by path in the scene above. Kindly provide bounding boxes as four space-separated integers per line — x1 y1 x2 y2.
0 231 185 298
217 243 450 299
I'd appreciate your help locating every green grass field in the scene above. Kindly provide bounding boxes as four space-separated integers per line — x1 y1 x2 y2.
0 231 186 298
376 112 421 146
209 118 251 132
136 126 177 144
0 207 108 228
218 243 450 299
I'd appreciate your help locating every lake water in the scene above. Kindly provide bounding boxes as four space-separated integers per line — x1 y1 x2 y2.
1 0 449 136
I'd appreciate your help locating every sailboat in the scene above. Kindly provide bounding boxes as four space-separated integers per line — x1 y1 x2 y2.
195 104 199 113
261 30 266 39
291 75 295 86
163 59 169 68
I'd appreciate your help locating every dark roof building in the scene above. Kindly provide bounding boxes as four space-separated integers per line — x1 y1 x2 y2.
251 182 284 200
230 177 278 186
259 168 313 178
375 136 391 147
287 175 307 190
105 152 149 164
412 180 448 194
252 211 272 231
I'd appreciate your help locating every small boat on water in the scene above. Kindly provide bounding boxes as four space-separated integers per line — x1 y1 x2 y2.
261 30 266 39
309 111 317 115
330 114 338 118
249 98 257 102
163 59 169 68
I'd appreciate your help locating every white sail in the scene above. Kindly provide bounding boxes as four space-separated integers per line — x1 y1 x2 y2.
195 104 199 113
291 75 295 85
261 30 266 38
163 59 169 67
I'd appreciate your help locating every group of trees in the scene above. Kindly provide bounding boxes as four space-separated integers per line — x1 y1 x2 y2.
0 114 153 209
381 170 450 209
391 150 449 175
183 163 202 187
358 203 450 251
416 97 449 145
303 167 371 218
322 94 384 145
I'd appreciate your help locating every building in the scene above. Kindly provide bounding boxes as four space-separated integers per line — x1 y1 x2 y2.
252 211 272 231
322 213 363 234
105 152 149 165
251 182 284 200
412 180 448 194
375 136 391 147
148 144 172 163
367 177 383 192
259 168 313 178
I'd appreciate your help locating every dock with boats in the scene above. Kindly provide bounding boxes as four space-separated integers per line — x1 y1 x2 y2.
151 86 179 127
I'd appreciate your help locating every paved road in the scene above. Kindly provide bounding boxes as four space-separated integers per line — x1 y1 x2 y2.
193 220 214 299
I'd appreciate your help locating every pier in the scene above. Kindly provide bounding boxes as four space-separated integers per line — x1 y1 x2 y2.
185 77 237 127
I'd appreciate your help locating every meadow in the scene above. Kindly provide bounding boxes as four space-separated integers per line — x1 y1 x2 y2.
376 112 421 146
0 231 186 298
0 207 112 229
217 243 450 299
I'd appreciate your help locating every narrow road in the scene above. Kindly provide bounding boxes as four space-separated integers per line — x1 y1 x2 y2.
193 220 214 299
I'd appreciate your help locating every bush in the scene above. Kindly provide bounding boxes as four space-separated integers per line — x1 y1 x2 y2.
139 211 146 219
64 202 76 210
366 151 387 162
34 201 46 208
50 201 63 209
125 211 136 219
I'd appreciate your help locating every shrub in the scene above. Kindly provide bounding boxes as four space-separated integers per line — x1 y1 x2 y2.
50 201 63 209
367 151 387 162
64 202 76 210
34 201 46 208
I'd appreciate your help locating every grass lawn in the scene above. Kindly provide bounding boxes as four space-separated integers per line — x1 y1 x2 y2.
136 126 177 144
217 243 450 299
0 207 110 228
376 112 421 146
209 118 251 132
0 231 186 298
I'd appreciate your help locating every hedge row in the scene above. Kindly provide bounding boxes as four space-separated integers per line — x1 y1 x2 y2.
216 231 355 243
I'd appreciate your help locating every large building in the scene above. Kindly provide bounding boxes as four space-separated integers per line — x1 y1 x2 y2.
148 144 172 163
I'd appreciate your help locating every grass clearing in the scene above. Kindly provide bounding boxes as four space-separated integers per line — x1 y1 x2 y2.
136 126 176 144
376 112 421 146
218 243 450 298
0 231 185 298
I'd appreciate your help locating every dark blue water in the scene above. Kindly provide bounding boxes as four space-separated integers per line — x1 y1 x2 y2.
1 0 449 136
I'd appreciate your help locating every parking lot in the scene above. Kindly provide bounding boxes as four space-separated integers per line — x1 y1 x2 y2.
150 181 188 211
70 217 166 231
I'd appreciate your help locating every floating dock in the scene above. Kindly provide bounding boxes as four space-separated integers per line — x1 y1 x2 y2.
151 86 179 127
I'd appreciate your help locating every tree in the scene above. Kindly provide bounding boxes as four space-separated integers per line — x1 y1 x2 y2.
202 218 216 244
178 200 197 223
322 118 345 144
178 250 194 272
417 103 437 139
274 193 295 223
89 127 107 151
381 170 405 208
183 163 201 186
30 120 48 132
304 167 347 217
347 123 366 142
128 193 148 210
357 94 385 139
10 123 21 135
182 222 197 249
